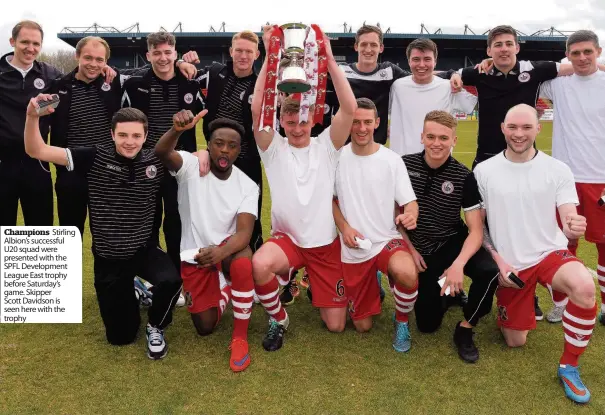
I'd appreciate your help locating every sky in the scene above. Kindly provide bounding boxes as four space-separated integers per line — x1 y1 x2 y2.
1 0 604 54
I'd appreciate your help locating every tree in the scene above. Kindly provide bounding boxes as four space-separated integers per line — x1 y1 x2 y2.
38 50 78 74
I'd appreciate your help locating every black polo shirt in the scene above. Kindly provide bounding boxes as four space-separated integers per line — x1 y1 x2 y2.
402 152 482 255
66 145 163 259
460 60 558 160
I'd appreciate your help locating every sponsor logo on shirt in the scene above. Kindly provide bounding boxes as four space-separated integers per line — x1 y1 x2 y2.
58 90 67 95
106 164 122 172
137 88 149 93
518 72 531 83
184 93 193 104
441 181 454 194
408 171 422 178
101 82 111 92
33 78 45 89
146 165 157 179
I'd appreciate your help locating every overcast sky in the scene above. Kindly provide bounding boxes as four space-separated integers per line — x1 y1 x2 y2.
1 0 604 55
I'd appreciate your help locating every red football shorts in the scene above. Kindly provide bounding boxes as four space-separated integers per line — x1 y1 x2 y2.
342 239 411 321
267 232 346 308
496 250 582 330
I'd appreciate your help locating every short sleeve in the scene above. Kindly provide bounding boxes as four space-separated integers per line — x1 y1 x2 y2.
460 67 479 86
171 151 199 183
317 126 339 165
462 172 482 211
258 130 283 166
394 157 417 206
66 147 97 175
539 79 554 100
238 183 260 219
473 168 487 204
555 163 580 207
392 63 411 80
530 60 559 82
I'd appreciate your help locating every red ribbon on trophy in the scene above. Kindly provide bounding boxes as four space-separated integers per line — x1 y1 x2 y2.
260 25 283 132
310 24 328 125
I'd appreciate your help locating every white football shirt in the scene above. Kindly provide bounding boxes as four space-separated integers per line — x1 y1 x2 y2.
540 70 605 183
259 127 339 248
171 151 259 252
474 151 579 271
335 144 416 263
389 76 477 156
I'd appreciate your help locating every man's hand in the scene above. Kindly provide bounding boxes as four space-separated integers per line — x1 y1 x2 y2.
441 260 464 296
342 225 364 249
476 58 493 74
322 33 334 60
495 258 521 289
194 150 210 177
176 61 197 80
27 94 55 118
182 51 201 64
395 212 417 230
194 245 227 268
172 109 208 132
563 214 587 239
101 66 117 83
450 73 462 93
262 25 275 52
410 248 427 272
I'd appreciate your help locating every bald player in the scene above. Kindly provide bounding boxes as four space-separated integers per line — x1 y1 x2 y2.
474 104 597 404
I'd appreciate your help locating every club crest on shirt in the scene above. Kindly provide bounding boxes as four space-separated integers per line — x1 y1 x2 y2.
146 165 157 179
441 181 454 194
324 104 330 114
518 72 531 83
248 94 254 104
379 70 387 78
33 78 45 89
101 82 111 92
184 93 193 104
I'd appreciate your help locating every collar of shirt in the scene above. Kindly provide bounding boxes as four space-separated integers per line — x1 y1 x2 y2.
114 148 143 164
6 55 33 78
489 61 520 77
420 150 453 174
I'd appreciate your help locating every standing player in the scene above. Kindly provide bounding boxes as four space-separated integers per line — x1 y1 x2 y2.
25 96 182 360
389 38 477 156
400 111 499 363
182 31 265 253
333 98 419 352
48 36 122 239
475 104 597 403
155 110 259 372
122 31 204 271
249 26 357 351
539 30 605 326
0 21 61 226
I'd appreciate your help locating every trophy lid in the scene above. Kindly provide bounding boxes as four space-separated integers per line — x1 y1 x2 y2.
280 23 308 30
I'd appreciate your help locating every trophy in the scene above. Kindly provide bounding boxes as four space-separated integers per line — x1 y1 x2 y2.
277 23 311 93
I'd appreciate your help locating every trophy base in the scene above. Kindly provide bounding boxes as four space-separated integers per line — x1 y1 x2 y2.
277 80 311 94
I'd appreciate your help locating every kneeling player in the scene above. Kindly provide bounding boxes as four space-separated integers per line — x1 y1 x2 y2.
400 111 499 363
25 96 181 360
475 104 597 403
333 98 419 352
155 112 259 372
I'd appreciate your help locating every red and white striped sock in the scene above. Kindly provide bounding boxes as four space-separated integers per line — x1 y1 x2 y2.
393 281 418 323
560 301 597 366
597 243 605 315
255 276 288 323
217 285 231 323
230 258 254 341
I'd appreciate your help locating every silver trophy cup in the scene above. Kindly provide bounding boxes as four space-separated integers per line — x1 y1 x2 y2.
277 23 311 93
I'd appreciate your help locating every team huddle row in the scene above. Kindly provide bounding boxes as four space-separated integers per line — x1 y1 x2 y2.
2 19 604 404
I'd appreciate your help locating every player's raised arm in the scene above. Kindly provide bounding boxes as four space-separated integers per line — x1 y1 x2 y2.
155 109 207 172
24 95 69 167
327 35 357 149
251 27 276 152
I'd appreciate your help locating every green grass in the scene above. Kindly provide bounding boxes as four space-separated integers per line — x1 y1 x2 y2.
1 121 603 415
